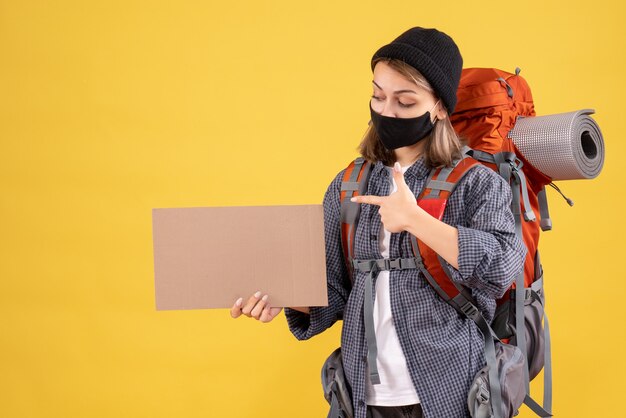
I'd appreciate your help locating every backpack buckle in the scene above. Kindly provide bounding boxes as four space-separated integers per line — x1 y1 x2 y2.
413 257 424 269
380 258 402 271
460 301 479 319
478 384 490 404
509 156 524 172
382 259 391 271
352 259 376 272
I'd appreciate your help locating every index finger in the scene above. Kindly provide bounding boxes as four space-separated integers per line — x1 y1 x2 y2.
351 195 384 206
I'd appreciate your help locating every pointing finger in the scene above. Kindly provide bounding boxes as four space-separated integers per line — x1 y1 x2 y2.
350 195 385 206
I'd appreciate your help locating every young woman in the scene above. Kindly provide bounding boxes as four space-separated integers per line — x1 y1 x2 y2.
231 27 526 418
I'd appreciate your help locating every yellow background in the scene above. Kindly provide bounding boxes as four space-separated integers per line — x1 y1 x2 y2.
1 1 624 417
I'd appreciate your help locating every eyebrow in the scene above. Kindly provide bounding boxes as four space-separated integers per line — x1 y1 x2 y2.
372 80 418 95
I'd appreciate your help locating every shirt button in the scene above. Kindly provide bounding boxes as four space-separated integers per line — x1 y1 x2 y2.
362 355 368 362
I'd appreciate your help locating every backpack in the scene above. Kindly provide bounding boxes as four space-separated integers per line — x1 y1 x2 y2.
325 67 558 418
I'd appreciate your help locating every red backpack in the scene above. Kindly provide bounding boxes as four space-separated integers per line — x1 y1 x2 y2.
339 67 557 418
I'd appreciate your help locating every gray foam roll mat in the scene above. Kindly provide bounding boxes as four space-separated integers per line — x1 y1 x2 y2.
508 109 604 180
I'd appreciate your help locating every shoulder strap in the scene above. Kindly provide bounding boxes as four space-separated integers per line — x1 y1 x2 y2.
411 151 481 305
339 157 372 286
410 151 513 418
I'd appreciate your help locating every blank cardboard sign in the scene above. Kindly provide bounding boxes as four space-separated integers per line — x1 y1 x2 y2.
152 205 328 310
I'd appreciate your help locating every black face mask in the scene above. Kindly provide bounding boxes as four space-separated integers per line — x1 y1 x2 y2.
369 100 440 150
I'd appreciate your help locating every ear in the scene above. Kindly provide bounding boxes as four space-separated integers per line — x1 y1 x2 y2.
435 103 448 121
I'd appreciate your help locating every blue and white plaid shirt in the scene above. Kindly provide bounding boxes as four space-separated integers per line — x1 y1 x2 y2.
285 156 527 418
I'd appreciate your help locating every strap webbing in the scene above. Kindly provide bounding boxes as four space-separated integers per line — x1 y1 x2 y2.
425 179 455 192
475 311 505 418
408 235 505 418
340 158 372 285
363 263 380 385
354 258 421 386
534 251 554 415
425 167 454 198
493 152 512 183
515 271 530 393
341 181 360 191
537 186 553 231
509 160 532 407
542 310 553 413
466 148 496 164
512 165 536 222
327 387 343 418
510 165 523 240
524 394 553 417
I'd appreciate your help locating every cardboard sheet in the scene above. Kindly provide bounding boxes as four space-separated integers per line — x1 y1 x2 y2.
152 204 328 310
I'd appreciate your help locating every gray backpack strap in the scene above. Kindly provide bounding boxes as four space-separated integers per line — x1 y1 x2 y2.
537 185 552 231
515 268 530 393
521 303 553 417
424 145 476 197
352 257 424 387
408 235 506 418
327 392 343 418
510 172 553 417
542 310 553 413
495 152 539 223
340 157 372 284
424 165 455 196
512 161 537 222
510 167 530 393
481 324 506 418
363 262 381 385
493 151 513 183
509 157 538 238
465 147 496 164
532 251 554 416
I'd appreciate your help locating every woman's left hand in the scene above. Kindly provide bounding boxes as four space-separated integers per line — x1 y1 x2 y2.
351 162 422 233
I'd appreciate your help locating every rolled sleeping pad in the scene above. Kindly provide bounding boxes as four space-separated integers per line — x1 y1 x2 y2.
508 109 605 180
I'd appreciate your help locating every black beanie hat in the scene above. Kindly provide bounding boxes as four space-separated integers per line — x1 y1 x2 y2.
371 27 463 114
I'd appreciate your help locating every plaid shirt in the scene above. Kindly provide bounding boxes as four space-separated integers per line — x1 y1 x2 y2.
285 156 527 418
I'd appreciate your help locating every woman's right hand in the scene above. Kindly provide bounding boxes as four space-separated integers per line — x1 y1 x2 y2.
230 291 283 323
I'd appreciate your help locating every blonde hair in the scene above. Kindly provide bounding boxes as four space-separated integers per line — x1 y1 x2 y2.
359 57 466 168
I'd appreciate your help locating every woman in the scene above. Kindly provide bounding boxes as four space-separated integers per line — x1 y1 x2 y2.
231 27 526 418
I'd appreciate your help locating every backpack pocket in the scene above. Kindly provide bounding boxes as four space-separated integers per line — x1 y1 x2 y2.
467 342 527 418
492 288 546 381
322 347 354 418
515 286 545 380
492 249 547 382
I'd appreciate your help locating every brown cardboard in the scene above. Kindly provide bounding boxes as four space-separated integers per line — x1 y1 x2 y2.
152 204 328 310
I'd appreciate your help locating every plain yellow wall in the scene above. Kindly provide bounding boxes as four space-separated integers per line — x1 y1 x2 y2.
1 1 624 417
